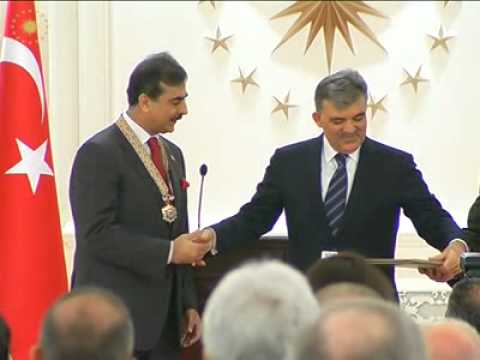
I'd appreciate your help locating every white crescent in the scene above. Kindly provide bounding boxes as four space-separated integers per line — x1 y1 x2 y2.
0 36 45 122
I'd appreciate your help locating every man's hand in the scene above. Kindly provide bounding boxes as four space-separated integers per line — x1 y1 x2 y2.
419 241 466 282
181 308 202 347
191 229 216 267
171 231 212 265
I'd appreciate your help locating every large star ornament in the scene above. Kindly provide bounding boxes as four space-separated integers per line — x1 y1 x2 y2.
199 1 216 9
5 139 53 194
231 67 259 94
271 1 387 73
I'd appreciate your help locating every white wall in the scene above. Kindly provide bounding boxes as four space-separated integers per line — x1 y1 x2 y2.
2 1 480 286
106 1 479 233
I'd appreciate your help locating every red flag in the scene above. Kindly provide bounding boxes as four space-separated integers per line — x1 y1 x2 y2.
0 1 68 359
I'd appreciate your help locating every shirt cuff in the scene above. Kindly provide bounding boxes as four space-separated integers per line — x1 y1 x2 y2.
204 227 218 255
449 238 469 252
167 241 174 264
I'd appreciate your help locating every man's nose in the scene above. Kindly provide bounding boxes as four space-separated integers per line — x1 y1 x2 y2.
343 120 356 133
180 102 188 115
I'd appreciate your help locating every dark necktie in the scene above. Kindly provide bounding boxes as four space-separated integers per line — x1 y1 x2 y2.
147 137 169 186
325 153 348 236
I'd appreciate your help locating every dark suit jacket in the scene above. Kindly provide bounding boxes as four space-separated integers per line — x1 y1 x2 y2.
70 124 197 350
465 195 480 251
212 135 464 287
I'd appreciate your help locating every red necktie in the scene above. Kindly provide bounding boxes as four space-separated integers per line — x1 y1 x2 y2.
147 137 169 186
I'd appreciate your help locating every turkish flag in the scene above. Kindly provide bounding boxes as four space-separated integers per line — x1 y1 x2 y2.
0 2 68 360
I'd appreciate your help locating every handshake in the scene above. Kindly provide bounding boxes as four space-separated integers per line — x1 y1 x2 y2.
171 228 216 266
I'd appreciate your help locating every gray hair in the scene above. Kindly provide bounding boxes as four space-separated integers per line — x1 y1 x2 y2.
203 259 320 360
40 286 134 360
294 298 427 360
314 69 368 111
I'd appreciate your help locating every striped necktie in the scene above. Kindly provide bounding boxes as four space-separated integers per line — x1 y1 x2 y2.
325 153 348 236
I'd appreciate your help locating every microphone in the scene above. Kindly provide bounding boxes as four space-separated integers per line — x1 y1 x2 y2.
198 164 208 229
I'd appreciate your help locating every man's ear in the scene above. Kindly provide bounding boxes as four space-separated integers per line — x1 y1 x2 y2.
312 112 323 129
30 344 43 360
137 94 151 113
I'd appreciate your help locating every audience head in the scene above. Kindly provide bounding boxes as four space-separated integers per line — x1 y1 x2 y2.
0 316 10 360
315 282 381 304
32 286 134 360
202 259 320 360
446 277 480 332
294 298 427 360
423 319 480 360
307 252 397 302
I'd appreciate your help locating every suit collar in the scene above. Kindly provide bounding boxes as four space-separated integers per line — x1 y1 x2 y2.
337 137 376 236
123 111 152 144
113 125 186 228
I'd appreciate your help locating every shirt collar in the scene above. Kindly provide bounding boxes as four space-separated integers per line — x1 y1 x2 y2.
323 135 361 163
123 111 159 144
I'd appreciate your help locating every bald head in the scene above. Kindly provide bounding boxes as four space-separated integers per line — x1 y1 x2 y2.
315 282 381 304
423 320 480 360
294 298 427 360
323 306 393 358
34 287 134 360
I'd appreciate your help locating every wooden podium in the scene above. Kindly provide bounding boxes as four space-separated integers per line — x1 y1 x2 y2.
181 236 288 360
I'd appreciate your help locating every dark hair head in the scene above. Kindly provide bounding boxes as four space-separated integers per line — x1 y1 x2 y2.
314 69 368 112
127 52 187 106
446 277 480 332
0 316 10 360
306 251 396 302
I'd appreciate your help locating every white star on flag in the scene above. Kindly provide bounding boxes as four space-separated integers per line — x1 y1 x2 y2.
5 138 53 194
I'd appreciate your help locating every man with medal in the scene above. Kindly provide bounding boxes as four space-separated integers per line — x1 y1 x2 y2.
70 52 211 360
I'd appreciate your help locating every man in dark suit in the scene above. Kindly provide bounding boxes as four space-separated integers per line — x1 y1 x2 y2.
70 52 211 360
201 69 467 289
465 195 480 251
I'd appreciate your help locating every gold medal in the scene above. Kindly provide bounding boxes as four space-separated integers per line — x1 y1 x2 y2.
161 203 178 223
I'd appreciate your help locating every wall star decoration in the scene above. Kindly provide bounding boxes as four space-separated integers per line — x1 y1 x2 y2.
231 67 259 94
199 1 216 9
205 26 233 53
428 26 454 53
272 91 298 120
400 66 429 93
367 94 387 119
270 1 387 73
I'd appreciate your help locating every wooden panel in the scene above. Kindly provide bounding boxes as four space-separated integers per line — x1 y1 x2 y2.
181 236 288 360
